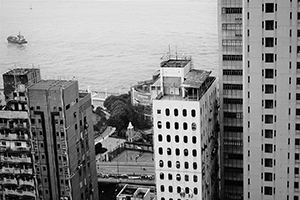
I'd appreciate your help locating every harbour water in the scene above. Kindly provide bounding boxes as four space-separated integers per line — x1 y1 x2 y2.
0 0 218 93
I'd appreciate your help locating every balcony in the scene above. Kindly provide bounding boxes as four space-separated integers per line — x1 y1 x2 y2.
3 177 18 185
22 190 36 198
3 188 21 197
19 179 35 187
12 146 31 152
0 133 29 141
20 168 33 175
0 166 17 174
1 155 31 163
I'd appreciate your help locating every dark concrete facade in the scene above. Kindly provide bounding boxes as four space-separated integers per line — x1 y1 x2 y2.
27 80 99 200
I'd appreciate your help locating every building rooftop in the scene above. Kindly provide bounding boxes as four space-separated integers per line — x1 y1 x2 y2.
28 80 76 90
181 69 211 89
160 59 190 68
4 68 39 76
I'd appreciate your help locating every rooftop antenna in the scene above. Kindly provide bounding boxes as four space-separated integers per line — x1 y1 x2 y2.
175 45 178 60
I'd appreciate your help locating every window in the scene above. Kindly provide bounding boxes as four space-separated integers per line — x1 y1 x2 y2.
159 160 164 167
265 85 274 94
265 115 273 124
157 121 162 129
192 136 196 144
265 54 274 62
167 161 172 168
223 69 243 76
168 173 172 180
174 122 179 130
264 172 273 181
191 123 197 131
168 186 173 193
185 174 189 182
174 109 178 116
165 108 170 116
265 158 273 167
182 109 187 117
184 162 189 169
175 135 179 143
223 84 243 90
184 149 188 156
166 122 170 129
191 109 196 117
296 139 300 146
193 175 198 182
193 162 197 170
264 186 273 195
265 3 274 13
222 7 242 14
297 78 300 85
176 174 181 181
167 148 171 155
265 144 273 153
183 122 188 130
157 109 161 114
223 55 242 61
166 135 171 142
183 136 188 143
159 147 163 155
160 173 164 180
265 100 273 109
175 148 180 156
265 69 274 78
265 20 274 30
296 124 300 131
295 168 299 175
176 161 180 169
192 149 197 157
160 185 165 192
296 153 300 160
295 182 299 189
296 93 300 100
158 134 162 141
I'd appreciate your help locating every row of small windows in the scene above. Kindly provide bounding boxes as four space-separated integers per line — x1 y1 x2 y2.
158 134 197 144
222 7 242 14
223 98 243 105
222 39 242 47
224 112 243 119
159 160 198 170
223 70 242 76
223 84 243 90
160 186 198 196
223 55 242 61
157 121 197 131
157 108 196 117
159 173 198 182
158 147 197 157
222 23 242 31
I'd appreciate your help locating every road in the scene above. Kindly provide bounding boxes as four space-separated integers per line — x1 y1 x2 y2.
97 162 154 175
94 126 116 144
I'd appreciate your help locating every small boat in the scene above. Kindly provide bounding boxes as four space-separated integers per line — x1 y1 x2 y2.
7 32 27 44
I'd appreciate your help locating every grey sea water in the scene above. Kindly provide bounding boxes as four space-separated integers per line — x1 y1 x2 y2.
0 0 218 93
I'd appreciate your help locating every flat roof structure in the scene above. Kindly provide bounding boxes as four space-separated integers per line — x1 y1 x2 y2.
28 80 75 90
160 59 190 68
181 69 212 89
4 68 39 76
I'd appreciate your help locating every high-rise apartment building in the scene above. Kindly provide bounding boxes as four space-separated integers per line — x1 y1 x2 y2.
243 1 300 199
0 68 41 200
0 68 99 200
218 0 244 199
152 55 219 200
